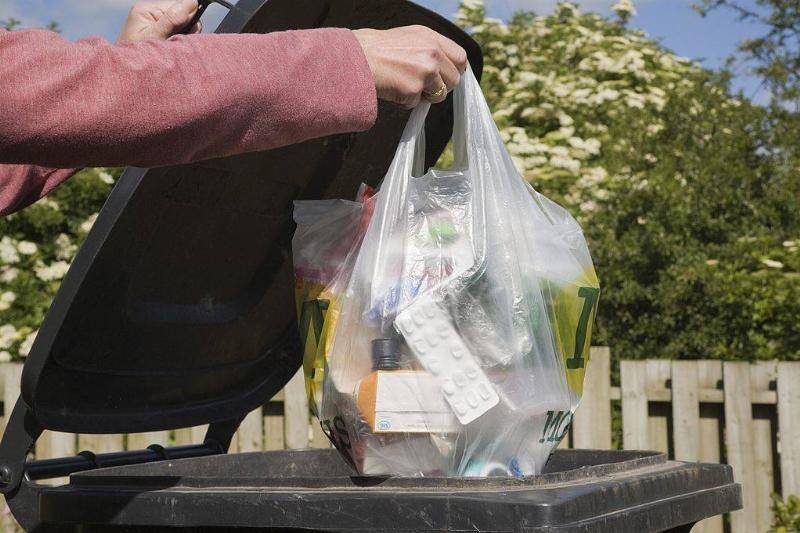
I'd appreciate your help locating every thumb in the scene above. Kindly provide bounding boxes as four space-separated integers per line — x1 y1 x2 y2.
154 0 198 38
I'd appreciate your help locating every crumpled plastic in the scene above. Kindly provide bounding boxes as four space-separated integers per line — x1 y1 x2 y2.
292 67 599 477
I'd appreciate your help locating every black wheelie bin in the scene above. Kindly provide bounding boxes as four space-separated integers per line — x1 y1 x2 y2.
0 0 742 531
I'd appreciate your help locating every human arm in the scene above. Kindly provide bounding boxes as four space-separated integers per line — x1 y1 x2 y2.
0 27 377 169
0 0 467 215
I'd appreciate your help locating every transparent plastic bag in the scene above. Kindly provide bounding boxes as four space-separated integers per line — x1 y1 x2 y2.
294 67 599 477
293 184 376 411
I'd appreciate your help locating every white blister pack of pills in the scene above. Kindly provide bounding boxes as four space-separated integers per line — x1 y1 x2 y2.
395 294 500 425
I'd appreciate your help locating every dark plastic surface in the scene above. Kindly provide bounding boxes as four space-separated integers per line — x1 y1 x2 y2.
36 448 741 532
19 0 483 436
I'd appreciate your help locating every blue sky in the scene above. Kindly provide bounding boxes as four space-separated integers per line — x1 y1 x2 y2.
0 0 768 102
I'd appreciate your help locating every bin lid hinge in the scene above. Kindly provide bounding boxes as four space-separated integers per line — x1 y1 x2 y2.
0 398 43 495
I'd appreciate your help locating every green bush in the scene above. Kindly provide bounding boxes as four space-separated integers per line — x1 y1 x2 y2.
772 494 800 532
0 169 119 360
457 0 800 361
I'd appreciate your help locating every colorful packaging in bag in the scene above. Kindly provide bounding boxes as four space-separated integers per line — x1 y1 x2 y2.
292 67 599 477
293 184 375 413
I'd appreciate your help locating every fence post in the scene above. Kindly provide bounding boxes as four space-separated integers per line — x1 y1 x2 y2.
778 361 800 496
284 369 309 449
723 361 758 533
621 360 648 450
645 360 670 454
236 408 264 452
671 360 700 462
263 395 286 451
573 347 611 449
751 362 778 532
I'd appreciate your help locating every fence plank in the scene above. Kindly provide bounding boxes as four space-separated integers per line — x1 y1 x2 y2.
692 361 724 533
228 426 239 453
173 425 208 446
646 360 670 454
263 402 285 451
573 347 611 449
723 362 758 533
1 364 22 437
78 434 124 454
172 427 193 445
696 361 724 533
697 361 723 464
284 369 310 449
751 362 777 532
36 431 75 460
671 361 699 462
621 360 648 450
237 408 264 452
127 431 169 451
192 425 208 444
778 361 800 496
310 418 331 448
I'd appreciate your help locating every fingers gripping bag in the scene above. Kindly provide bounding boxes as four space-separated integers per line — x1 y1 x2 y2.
293 67 599 477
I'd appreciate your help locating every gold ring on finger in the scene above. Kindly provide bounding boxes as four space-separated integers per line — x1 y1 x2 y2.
425 84 447 98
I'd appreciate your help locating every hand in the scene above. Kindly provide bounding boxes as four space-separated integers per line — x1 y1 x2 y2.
352 25 468 109
117 0 201 43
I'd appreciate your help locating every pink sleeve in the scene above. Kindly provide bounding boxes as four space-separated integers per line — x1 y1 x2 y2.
0 166 81 217
0 27 377 215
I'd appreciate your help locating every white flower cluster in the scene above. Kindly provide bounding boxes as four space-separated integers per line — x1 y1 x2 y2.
35 261 70 282
80 213 99 234
35 197 60 211
0 291 16 312
0 324 22 350
18 241 37 255
96 169 115 185
0 268 18 283
0 237 20 265
55 233 77 260
611 0 637 19
0 324 37 359
455 0 735 216
0 237 39 265
18 330 37 358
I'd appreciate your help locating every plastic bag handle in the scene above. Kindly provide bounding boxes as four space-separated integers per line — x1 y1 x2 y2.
365 66 491 312
392 65 479 177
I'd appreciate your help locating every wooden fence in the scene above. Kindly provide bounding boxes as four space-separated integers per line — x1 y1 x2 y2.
570 348 800 533
0 349 797 533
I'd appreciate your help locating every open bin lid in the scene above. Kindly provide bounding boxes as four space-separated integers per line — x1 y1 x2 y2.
18 0 483 436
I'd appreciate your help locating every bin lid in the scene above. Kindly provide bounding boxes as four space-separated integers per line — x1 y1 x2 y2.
19 0 483 435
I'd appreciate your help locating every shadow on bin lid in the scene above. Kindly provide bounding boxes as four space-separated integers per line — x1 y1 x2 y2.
20 0 483 435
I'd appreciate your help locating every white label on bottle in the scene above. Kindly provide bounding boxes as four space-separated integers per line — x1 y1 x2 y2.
373 372 460 433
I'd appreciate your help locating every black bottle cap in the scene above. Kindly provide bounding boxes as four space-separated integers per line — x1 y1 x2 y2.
371 338 401 371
